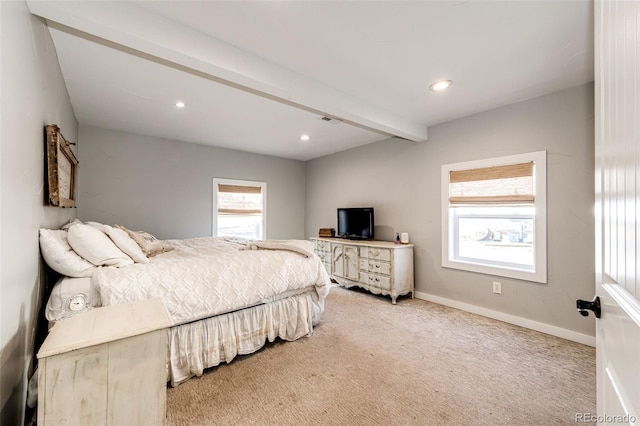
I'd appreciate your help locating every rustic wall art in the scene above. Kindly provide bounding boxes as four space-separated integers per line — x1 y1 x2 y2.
45 124 78 207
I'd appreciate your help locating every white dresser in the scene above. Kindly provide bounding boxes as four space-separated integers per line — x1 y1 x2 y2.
37 298 172 426
311 237 414 304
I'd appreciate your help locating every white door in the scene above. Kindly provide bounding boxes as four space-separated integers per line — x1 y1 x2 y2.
592 0 640 422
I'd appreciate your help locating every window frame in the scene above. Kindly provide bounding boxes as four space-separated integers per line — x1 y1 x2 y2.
212 178 267 240
441 151 547 283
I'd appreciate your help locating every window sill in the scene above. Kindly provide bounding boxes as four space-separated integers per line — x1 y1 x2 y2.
441 258 547 284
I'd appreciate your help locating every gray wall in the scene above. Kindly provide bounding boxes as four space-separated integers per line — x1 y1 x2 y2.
77 126 306 240
0 2 78 423
305 83 595 337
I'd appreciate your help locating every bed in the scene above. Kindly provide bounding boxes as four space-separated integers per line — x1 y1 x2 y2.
39 220 331 386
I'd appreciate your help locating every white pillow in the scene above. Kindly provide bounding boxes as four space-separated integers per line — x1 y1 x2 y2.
45 277 101 322
115 225 172 257
60 218 83 231
67 224 134 267
39 229 96 277
103 225 149 264
86 221 108 233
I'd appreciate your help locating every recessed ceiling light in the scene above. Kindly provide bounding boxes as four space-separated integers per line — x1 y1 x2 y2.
300 134 310 141
175 101 186 108
429 80 452 92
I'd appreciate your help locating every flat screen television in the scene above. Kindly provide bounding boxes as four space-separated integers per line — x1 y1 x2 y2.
337 207 374 240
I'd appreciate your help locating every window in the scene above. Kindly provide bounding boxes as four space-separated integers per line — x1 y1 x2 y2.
212 178 266 240
441 151 547 283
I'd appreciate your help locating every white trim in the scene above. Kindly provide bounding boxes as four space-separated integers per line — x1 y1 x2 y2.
603 283 640 328
415 290 596 347
441 150 547 283
212 178 267 239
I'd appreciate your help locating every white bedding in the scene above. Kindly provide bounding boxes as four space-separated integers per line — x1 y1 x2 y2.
44 272 325 386
169 290 322 385
45 276 100 321
92 237 331 326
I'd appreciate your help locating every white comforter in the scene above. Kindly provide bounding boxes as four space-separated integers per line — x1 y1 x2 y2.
93 237 331 326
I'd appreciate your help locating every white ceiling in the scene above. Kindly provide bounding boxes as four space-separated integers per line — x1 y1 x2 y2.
29 1 594 161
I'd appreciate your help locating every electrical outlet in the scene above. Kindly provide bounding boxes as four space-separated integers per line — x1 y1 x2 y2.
492 281 502 294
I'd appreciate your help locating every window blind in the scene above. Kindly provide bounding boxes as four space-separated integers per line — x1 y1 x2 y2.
217 184 262 194
217 184 263 214
449 161 534 205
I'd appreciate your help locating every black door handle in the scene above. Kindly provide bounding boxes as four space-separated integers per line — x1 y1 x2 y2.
576 296 601 318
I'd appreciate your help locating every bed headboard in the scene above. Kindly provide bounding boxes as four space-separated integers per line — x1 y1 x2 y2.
34 263 62 358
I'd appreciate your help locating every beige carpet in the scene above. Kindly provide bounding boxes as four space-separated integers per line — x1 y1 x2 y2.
166 285 595 425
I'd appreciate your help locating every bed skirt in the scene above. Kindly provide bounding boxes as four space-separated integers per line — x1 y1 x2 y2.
168 291 323 386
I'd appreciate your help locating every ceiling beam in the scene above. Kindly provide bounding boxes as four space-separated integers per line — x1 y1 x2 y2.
27 1 428 142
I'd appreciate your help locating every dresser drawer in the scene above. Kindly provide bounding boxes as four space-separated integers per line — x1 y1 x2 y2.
359 258 391 275
316 240 329 250
317 251 332 263
360 247 391 262
314 240 330 253
360 272 391 291
314 241 331 262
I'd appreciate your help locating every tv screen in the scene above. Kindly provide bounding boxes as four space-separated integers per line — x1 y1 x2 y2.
337 208 374 240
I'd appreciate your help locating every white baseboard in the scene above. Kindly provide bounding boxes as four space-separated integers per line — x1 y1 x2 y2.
414 291 596 347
